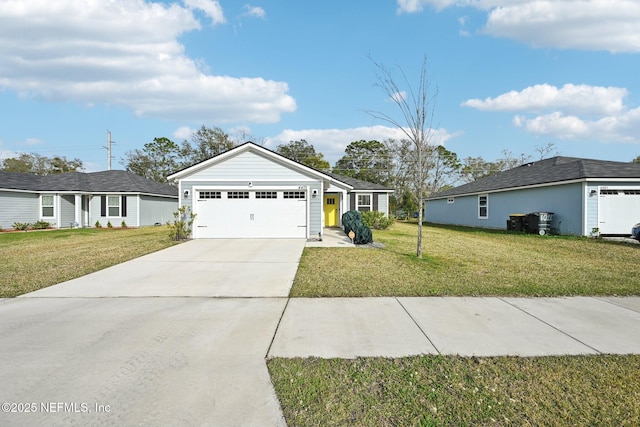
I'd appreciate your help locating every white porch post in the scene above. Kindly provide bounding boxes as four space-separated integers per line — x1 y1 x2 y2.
74 194 82 227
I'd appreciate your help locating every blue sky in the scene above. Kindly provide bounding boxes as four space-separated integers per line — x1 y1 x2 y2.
1 0 640 171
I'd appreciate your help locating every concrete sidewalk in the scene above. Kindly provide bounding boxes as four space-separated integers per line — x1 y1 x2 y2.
269 296 640 358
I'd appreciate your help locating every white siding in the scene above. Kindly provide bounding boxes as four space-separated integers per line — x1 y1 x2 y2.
186 150 320 182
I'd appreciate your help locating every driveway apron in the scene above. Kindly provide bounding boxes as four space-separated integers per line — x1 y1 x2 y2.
1 239 305 426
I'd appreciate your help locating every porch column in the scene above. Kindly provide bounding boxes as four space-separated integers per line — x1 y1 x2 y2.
74 194 82 227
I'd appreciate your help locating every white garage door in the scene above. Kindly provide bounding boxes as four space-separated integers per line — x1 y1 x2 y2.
194 189 307 238
598 189 640 234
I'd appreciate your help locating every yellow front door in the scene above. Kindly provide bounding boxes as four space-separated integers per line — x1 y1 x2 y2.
324 195 339 227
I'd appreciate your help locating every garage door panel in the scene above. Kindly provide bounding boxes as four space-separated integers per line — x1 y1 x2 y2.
195 190 307 239
599 190 640 235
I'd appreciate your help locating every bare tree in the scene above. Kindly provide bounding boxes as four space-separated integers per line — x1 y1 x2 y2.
534 142 560 160
365 55 437 258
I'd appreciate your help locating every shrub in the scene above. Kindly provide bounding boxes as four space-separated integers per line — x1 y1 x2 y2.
95 220 102 228
33 220 50 230
13 222 30 231
121 220 127 228
107 221 113 228
361 211 395 230
167 206 196 241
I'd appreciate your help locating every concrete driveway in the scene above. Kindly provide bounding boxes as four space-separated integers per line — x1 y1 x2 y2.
24 239 305 298
0 239 305 426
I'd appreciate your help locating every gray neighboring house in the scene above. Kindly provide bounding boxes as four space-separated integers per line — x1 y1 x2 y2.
425 156 640 236
0 170 178 230
167 142 393 239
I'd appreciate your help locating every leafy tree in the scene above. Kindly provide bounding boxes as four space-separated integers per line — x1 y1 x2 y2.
180 125 234 166
632 155 640 164
427 145 461 193
333 140 394 185
276 139 330 170
123 137 180 183
366 55 437 258
50 156 84 174
1 153 83 175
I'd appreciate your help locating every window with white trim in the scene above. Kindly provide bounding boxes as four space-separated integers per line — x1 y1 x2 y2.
283 191 305 199
41 195 54 218
478 194 488 219
255 191 277 199
357 194 371 212
107 195 121 216
227 191 249 199
199 191 221 199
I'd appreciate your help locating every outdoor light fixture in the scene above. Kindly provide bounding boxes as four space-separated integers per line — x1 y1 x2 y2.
590 189 597 196
184 190 190 198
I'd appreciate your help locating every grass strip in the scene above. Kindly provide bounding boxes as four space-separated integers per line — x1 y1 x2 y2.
0 227 178 297
291 222 640 297
268 355 640 426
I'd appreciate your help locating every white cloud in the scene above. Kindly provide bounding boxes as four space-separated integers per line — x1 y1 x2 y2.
485 1 640 53
173 126 194 141
396 0 640 53
513 109 640 143
266 125 456 164
183 0 226 25
0 0 295 123
462 84 628 116
464 83 640 143
390 91 408 103
242 5 266 19
397 0 458 13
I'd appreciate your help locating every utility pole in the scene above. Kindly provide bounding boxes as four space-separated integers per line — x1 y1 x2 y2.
104 130 115 170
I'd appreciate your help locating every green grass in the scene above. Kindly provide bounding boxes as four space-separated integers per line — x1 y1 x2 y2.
0 227 179 297
268 355 640 426
291 222 640 297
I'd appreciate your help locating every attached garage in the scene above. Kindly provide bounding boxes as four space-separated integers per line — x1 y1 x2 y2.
598 188 640 235
167 142 336 239
425 157 640 237
167 142 393 240
194 189 308 238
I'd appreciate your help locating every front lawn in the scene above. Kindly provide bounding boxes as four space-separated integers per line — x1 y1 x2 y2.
291 222 640 297
0 227 178 297
268 355 640 426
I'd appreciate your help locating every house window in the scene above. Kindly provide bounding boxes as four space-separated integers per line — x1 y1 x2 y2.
199 191 221 199
228 191 249 199
478 194 488 219
255 191 277 199
107 196 121 216
41 195 54 218
326 197 336 205
357 194 371 212
283 191 306 199
447 197 455 204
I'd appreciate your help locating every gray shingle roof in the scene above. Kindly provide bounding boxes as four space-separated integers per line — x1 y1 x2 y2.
428 156 640 199
326 172 394 191
0 170 178 197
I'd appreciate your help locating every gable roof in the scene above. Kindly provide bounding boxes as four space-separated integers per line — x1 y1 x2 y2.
0 170 178 197
428 156 640 199
167 141 338 182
